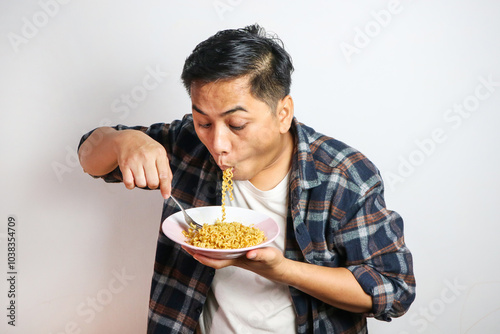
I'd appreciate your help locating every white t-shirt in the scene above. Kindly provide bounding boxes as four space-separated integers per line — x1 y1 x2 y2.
199 173 296 334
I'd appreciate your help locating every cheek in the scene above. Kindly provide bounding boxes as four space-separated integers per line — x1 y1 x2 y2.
235 131 276 159
194 130 213 152
252 127 277 145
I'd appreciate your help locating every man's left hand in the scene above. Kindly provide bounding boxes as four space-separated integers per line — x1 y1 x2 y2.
182 246 290 283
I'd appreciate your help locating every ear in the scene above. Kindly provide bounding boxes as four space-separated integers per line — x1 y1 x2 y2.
277 95 294 134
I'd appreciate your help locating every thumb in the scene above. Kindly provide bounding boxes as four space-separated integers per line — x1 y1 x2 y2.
246 250 258 260
246 247 274 261
160 179 171 199
157 158 172 199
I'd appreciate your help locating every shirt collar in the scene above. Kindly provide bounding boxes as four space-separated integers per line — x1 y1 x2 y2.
291 118 321 190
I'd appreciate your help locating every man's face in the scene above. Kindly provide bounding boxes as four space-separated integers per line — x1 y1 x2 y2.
190 76 293 187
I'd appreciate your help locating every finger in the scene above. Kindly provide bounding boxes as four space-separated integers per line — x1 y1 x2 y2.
143 159 160 190
131 165 147 188
157 155 172 199
190 252 235 269
245 247 278 263
121 167 136 190
181 245 196 256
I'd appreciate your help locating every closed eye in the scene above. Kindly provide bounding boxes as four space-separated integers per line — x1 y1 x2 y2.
198 123 211 129
229 124 246 131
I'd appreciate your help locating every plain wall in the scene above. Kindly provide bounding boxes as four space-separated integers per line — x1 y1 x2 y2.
1 1 500 333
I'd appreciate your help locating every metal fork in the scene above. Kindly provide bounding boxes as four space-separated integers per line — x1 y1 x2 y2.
170 196 203 229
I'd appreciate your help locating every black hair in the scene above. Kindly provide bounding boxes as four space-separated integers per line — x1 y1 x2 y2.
181 24 294 111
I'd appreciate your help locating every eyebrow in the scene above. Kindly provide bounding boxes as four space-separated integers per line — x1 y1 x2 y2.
192 104 248 116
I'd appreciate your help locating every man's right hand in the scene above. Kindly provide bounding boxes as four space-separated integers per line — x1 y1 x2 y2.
78 127 172 198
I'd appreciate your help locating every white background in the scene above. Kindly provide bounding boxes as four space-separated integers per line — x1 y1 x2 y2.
1 1 500 333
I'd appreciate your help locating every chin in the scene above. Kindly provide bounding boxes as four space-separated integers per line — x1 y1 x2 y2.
230 168 247 181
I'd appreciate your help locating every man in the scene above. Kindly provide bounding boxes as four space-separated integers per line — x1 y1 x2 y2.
78 24 415 333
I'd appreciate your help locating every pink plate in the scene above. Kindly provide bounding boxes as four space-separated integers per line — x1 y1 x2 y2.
162 206 280 259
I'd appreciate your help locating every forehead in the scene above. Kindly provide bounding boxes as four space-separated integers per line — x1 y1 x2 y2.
190 76 271 115
191 76 251 99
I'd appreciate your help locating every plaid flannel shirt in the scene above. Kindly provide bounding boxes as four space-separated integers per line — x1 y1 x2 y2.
79 114 415 333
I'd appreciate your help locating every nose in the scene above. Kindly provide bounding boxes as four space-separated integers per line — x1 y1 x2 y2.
211 125 230 156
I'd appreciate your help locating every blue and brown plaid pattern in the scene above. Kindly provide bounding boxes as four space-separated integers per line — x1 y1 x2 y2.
80 114 415 333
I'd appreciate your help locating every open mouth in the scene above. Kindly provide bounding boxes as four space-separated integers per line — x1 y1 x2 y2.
219 165 233 172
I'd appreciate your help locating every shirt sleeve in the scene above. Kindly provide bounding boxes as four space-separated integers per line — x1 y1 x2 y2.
77 120 180 183
342 180 416 321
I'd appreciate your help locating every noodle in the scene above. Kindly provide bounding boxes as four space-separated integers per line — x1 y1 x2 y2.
183 221 265 249
221 168 234 223
182 168 267 249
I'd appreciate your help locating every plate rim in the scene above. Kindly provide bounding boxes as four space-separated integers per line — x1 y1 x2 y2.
162 205 280 254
